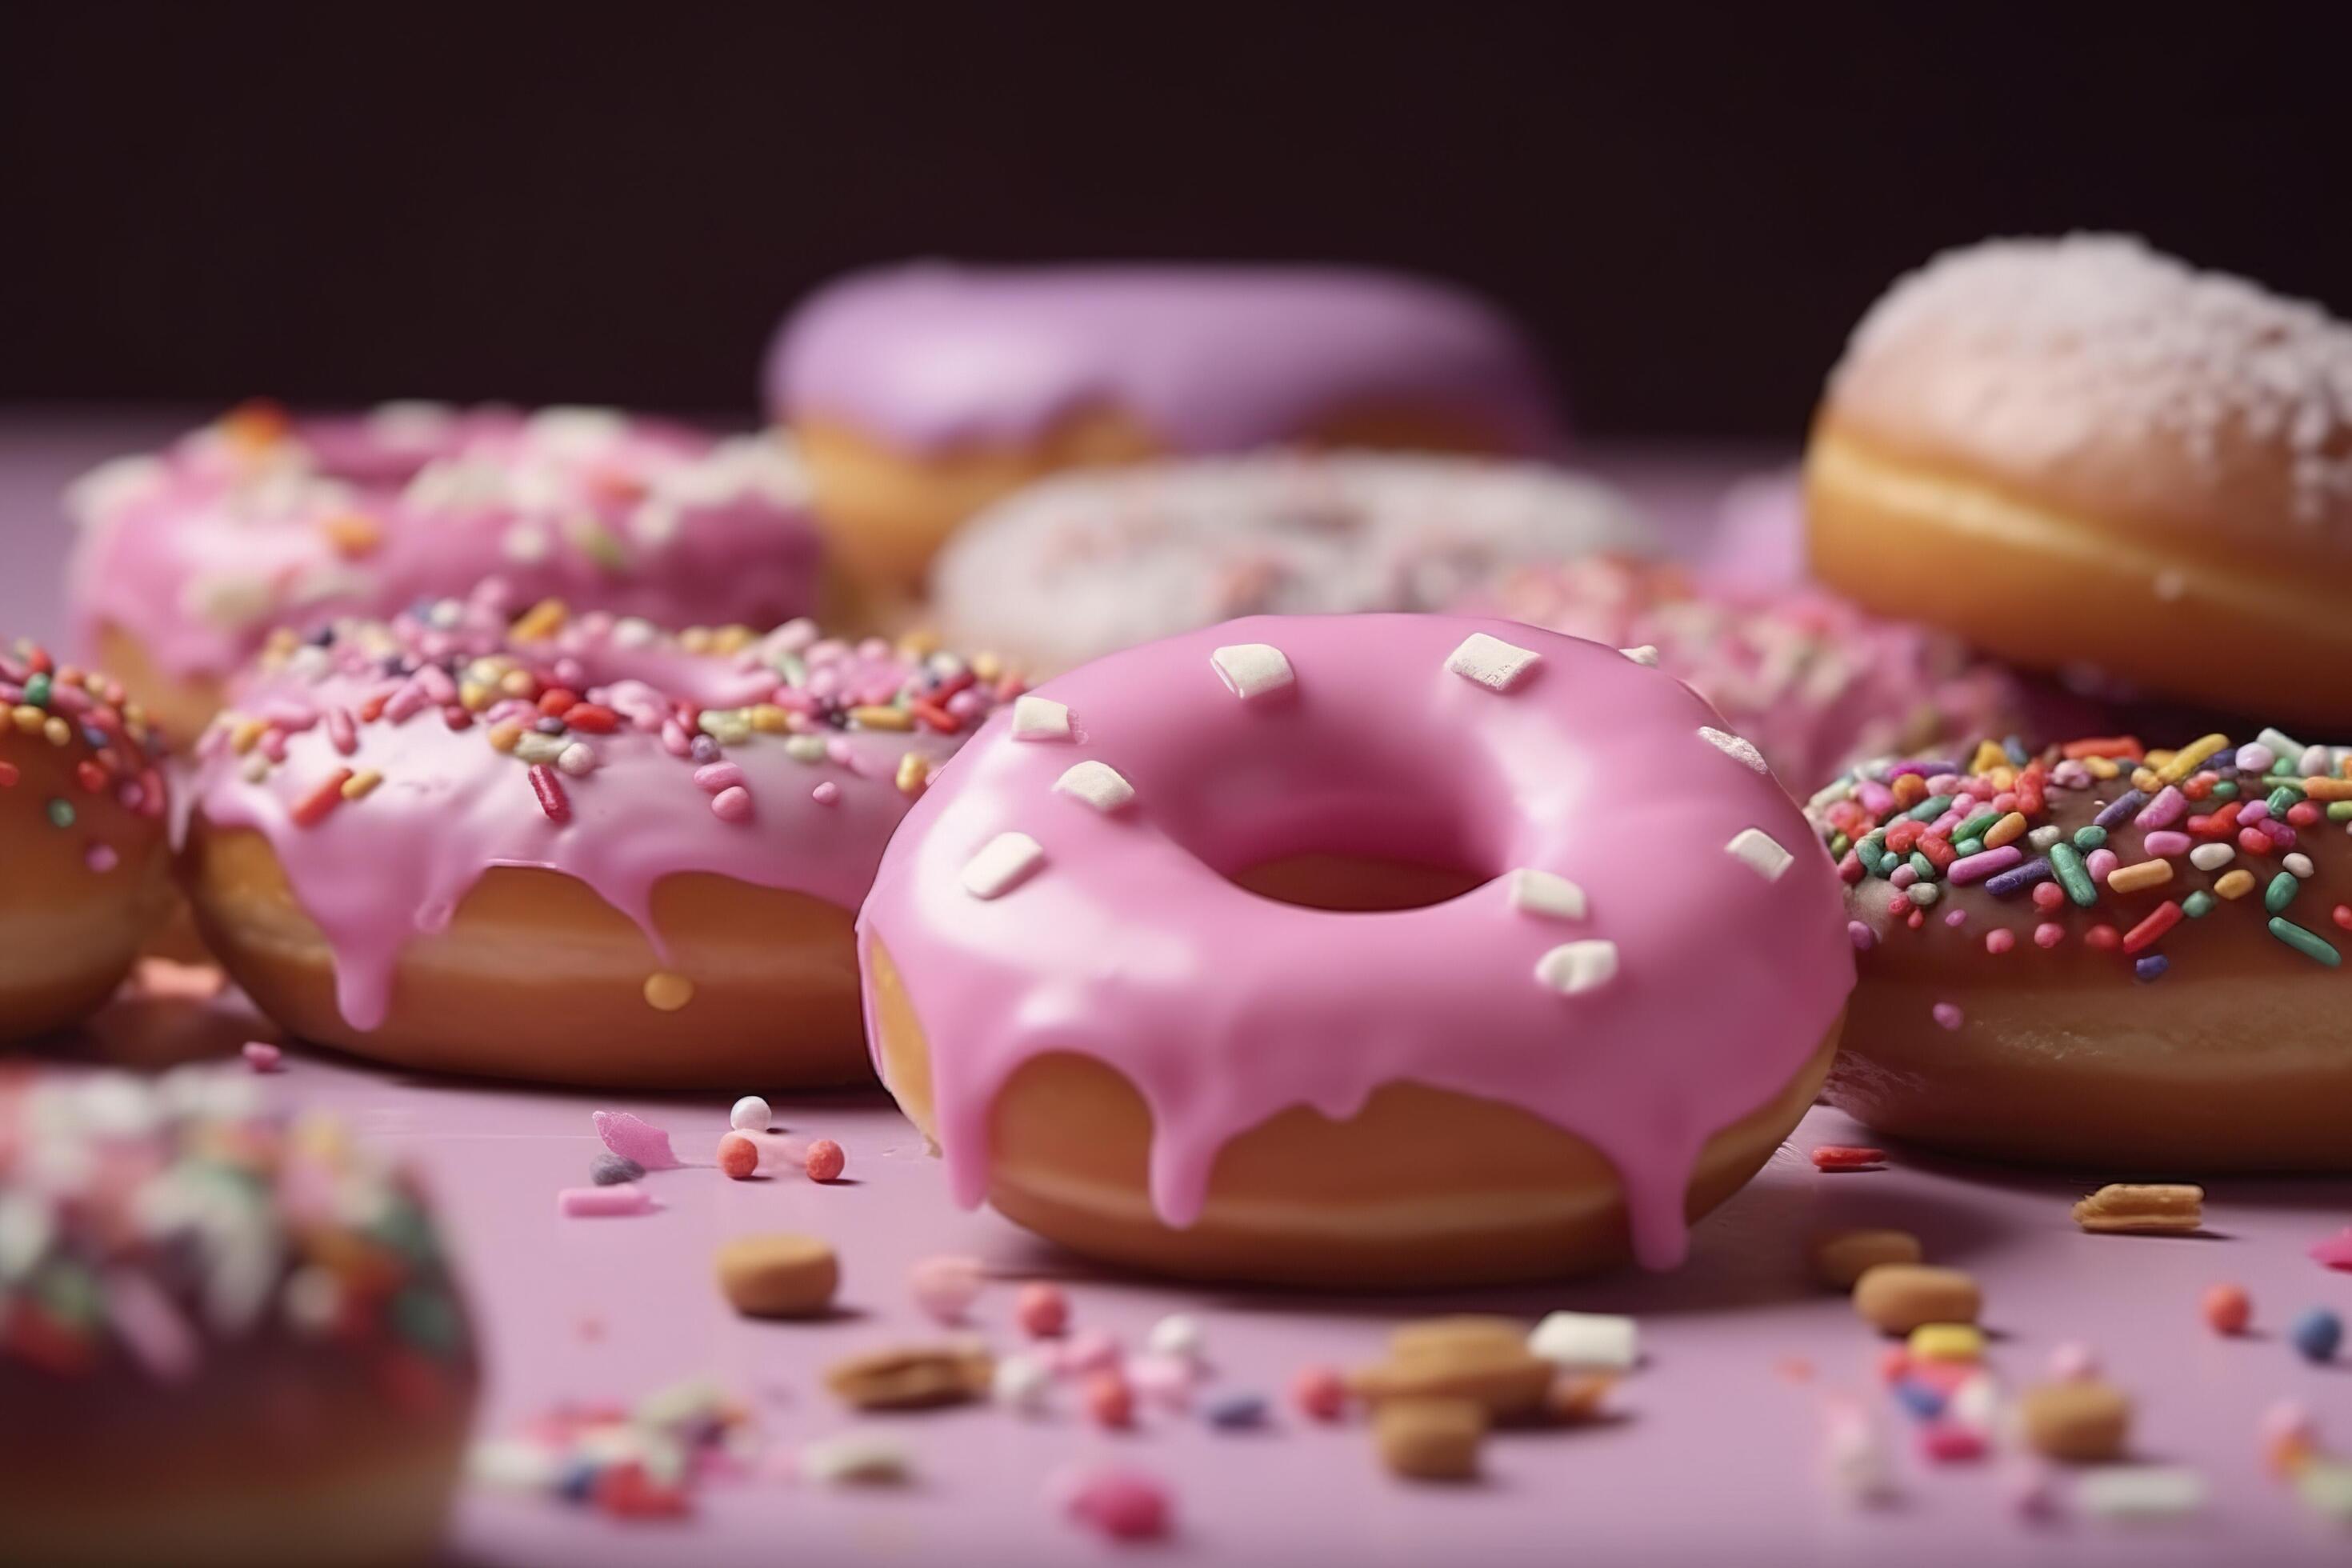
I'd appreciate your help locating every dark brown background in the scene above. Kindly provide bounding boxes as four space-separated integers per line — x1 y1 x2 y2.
5 7 2346 438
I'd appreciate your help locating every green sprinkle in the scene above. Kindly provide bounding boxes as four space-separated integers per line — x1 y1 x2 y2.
2182 890 2216 918
1906 794 1954 822
1954 838 1985 857
2330 801 2352 822
1828 832 1851 858
565 516 630 573
389 1286 465 1356
2266 872 2301 914
1909 851 1936 882
775 652 809 688
783 734 826 764
43 798 73 829
2072 825 2108 851
1955 812 2002 842
2050 842 2098 906
2266 786 2304 817
2211 781 2239 800
22 672 50 708
2268 916 2341 966
1858 839 1890 877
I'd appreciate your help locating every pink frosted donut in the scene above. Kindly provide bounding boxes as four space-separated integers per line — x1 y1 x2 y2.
766 262 1567 593
929 449 1655 673
66 402 824 745
858 614 1855 1286
1462 556 2035 790
181 591 1010 1087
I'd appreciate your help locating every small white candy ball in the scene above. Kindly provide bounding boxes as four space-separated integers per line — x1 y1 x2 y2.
729 1094 772 1133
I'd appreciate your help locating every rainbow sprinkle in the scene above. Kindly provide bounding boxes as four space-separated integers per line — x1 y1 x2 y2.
0 638 167 870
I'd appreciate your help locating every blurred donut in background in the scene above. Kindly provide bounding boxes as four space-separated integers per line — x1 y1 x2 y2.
1806 234 2352 726
767 263 1566 598
928 450 1651 674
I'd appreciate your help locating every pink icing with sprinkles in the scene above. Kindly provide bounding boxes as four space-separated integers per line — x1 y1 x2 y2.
188 593 1009 1030
858 614 1854 1270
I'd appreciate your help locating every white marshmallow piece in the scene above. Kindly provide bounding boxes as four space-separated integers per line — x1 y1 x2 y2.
1446 632 1542 692
1211 642 1295 700
799 1434 912 1486
1534 940 1618 996
2027 825 2063 851
1011 694 1072 741
962 832 1046 899
2190 842 2234 872
1618 645 1660 666
1725 827 1794 882
1507 868 1588 921
1146 1314 1204 1360
1054 760 1135 814
2074 1466 2207 1520
1699 726 1769 774
1529 1310 1639 1371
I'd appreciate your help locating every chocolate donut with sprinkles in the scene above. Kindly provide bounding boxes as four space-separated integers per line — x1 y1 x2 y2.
1814 727 2352 1170
859 614 1856 1288
0 639 170 1042
0 1068 478 1567
181 590 1011 1087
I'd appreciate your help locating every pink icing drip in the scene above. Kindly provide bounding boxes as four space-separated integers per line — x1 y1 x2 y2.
856 614 1854 1270
191 607 994 1032
769 264 1566 455
66 405 823 682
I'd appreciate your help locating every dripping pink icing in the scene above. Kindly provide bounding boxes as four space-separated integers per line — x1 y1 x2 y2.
768 263 1566 455
190 592 1006 1032
66 402 824 684
856 613 1854 1270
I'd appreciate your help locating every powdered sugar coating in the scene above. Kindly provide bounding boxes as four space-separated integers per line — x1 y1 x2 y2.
1830 234 2352 529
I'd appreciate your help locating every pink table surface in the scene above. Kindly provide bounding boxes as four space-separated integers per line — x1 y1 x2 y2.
7 410 2350 1564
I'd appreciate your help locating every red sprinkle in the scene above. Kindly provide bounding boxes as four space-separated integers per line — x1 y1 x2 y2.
1017 1282 1070 1338
716 1132 759 1180
2063 737 2143 761
1812 1145 1886 1172
2121 901 2182 955
1084 1369 1135 1429
0 762 17 787
291 767 357 828
2085 923 2122 952
528 765 570 823
2334 906 2352 932
74 759 106 793
538 687 579 718
1290 1365 1348 1422
2201 1282 2252 1335
562 703 618 734
803 1138 846 1183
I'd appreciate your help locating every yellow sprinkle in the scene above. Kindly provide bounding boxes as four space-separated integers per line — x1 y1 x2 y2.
678 626 714 655
2129 766 2162 793
2157 734 2228 784
1907 1323 1985 1362
459 680 492 712
1984 812 2028 849
971 652 1002 683
2084 756 2120 780
42 717 70 748
1968 741 2007 775
340 770 382 801
510 598 568 642
850 706 913 731
1983 766 2017 792
643 971 695 1012
230 717 269 754
10 705 42 734
319 512 382 558
2106 859 2174 895
499 669 535 698
2214 869 2258 901
895 752 930 797
711 625 754 655
897 627 941 661
702 712 751 746
750 704 790 734
486 721 524 754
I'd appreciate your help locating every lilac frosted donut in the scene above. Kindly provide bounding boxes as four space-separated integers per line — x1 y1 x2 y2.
182 591 1009 1087
858 614 1855 1287
66 402 824 745
1462 556 2037 790
765 262 1567 593
929 450 1655 672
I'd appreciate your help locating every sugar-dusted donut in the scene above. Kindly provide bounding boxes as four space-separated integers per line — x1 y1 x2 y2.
68 402 825 746
1812 726 2352 1170
1462 556 2042 793
859 614 1854 1287
1806 234 2352 724
766 264 1566 594
0 640 171 1042
0 1066 477 1567
930 450 1653 673
181 594 1010 1088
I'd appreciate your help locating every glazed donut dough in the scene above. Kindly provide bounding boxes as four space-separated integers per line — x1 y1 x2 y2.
1807 234 2352 724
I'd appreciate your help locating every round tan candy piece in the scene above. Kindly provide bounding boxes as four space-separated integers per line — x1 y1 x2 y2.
1851 1263 1982 1334
715 1233 840 1319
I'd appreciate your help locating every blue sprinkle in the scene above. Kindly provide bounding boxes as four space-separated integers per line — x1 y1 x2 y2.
2134 955 2170 982
2003 735 2029 765
1891 1379 1946 1421
690 734 721 763
2292 1307 2343 1363
558 1460 600 1502
1984 858 2054 897
534 715 566 734
1205 1392 1269 1430
2208 747 2238 772
2094 790 2149 830
590 1152 644 1186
